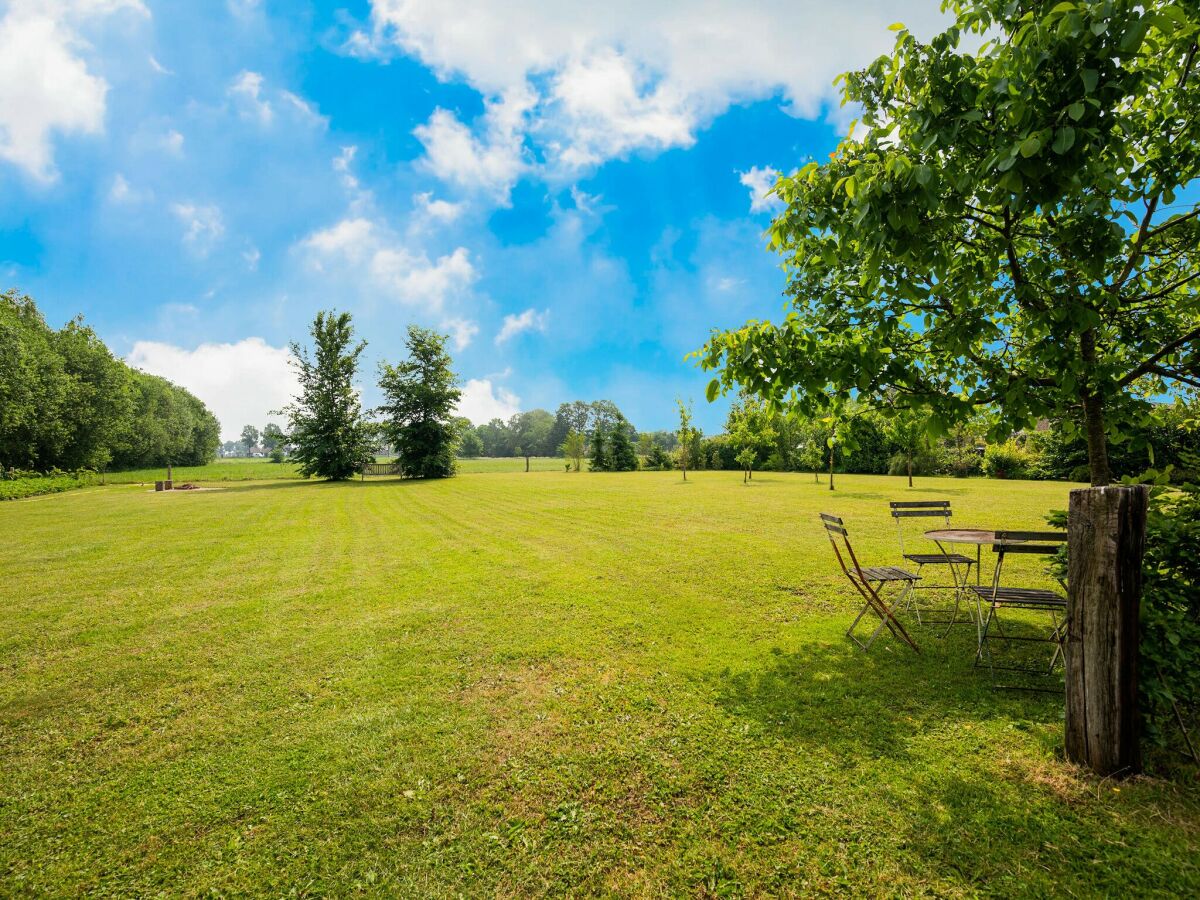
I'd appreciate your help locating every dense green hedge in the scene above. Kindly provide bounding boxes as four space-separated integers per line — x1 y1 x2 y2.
0 468 99 501
1 290 219 471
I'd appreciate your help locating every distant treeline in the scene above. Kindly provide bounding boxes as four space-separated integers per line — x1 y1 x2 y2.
457 400 678 459
1 290 220 472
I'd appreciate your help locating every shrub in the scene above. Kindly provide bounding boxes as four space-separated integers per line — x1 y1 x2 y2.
269 448 286 463
645 445 673 470
982 441 1031 479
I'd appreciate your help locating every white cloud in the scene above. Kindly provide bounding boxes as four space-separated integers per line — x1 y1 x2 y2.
0 1 146 181
108 172 150 203
229 70 272 124
738 165 782 214
243 245 261 270
148 54 172 75
455 377 520 424
171 202 224 256
126 337 299 442
366 1 951 177
414 191 464 224
495 307 549 345
440 316 479 351
299 216 476 310
413 87 531 203
161 129 184 155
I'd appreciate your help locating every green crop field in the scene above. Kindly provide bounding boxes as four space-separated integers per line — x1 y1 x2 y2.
2 471 1198 896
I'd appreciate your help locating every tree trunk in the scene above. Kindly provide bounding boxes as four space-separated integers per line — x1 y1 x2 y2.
828 446 835 491
1065 484 1147 777
525 455 530 472
1080 329 1113 486
907 458 913 488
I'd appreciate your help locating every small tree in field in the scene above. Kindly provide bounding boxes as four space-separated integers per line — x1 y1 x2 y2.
561 430 585 471
261 423 285 451
589 426 608 472
727 392 777 482
283 310 371 480
240 425 260 453
675 398 701 482
885 408 934 488
377 326 462 479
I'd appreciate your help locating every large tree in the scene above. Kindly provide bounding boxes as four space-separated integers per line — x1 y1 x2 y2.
282 310 371 481
512 409 554 471
240 425 260 452
377 325 462 479
696 0 1200 486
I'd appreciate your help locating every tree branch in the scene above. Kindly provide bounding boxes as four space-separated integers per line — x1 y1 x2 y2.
1117 326 1200 387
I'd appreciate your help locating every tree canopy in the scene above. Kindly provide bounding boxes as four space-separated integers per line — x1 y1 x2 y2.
283 310 372 481
696 0 1200 485
377 325 462 479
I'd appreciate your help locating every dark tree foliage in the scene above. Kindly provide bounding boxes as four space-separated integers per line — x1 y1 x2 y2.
261 423 285 451
377 325 462 479
589 426 609 472
1 290 219 471
283 310 372 481
608 426 639 471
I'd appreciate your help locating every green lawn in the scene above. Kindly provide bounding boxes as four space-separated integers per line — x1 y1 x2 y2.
2 471 1197 896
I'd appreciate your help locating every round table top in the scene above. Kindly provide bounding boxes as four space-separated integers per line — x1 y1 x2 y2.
924 528 997 544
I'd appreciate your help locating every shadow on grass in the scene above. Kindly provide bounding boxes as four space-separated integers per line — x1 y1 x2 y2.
215 477 430 495
711 628 1063 763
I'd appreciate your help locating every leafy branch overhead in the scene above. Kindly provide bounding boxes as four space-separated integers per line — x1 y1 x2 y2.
696 0 1200 485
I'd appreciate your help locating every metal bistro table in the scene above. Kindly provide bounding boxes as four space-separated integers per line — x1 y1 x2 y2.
923 528 1001 650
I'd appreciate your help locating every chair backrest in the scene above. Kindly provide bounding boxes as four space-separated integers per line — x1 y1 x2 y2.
821 513 868 584
990 530 1067 556
986 530 1068 594
889 500 952 555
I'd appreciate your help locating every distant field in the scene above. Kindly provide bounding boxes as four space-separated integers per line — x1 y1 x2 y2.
2 471 1197 896
103 456 571 484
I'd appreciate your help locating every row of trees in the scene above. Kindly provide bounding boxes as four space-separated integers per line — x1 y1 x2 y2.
1 290 220 472
458 402 678 462
223 423 287 456
282 312 461 480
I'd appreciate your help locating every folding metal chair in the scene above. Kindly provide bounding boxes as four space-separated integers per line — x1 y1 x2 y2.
889 500 977 631
820 513 920 653
970 530 1068 690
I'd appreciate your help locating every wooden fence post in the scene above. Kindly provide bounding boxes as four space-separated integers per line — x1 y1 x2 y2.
1065 484 1148 777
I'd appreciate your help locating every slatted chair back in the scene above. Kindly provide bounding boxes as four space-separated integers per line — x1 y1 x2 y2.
820 513 868 586
889 500 952 556
988 530 1068 594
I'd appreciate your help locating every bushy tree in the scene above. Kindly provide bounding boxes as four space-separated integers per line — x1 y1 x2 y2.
377 325 462 479
283 310 372 481
697 0 1200 487
261 423 285 451
727 392 777 481
609 425 639 471
884 408 934 488
240 425 260 452
561 430 585 471
513 409 555 471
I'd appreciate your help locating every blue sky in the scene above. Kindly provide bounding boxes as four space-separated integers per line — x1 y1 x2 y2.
0 0 950 440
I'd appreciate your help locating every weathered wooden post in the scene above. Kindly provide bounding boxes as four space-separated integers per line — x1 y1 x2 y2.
1064 484 1148 777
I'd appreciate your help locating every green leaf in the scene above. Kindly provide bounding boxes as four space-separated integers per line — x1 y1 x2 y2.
1081 69 1098 94
1052 126 1075 154
1019 135 1042 158
844 176 857 199
888 22 905 31
1068 101 1085 121
705 379 720 403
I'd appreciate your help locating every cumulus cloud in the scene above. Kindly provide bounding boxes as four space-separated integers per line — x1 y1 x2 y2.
365 0 951 179
299 216 476 310
413 87 532 203
126 336 299 442
440 316 479 351
171 202 224 256
738 165 782 214
414 191 464 224
229 70 273 124
0 0 146 181
455 377 520 424
494 307 549 345
108 172 151 204
161 129 184 155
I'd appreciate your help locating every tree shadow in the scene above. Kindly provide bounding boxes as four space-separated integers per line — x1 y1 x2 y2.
215 478 423 495
710 627 1062 764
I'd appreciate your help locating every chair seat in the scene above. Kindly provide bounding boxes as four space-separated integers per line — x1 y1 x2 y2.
859 565 920 583
905 552 975 565
969 585 1065 608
